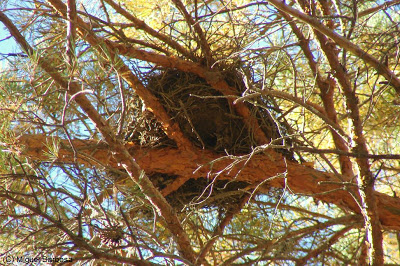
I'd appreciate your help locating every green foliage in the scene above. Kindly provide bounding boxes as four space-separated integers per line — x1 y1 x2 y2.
0 0 400 264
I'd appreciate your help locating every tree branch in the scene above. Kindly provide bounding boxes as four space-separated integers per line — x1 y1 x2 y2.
295 0 383 263
102 0 195 60
196 193 251 264
297 226 353 265
358 0 400 18
48 0 195 151
0 10 197 263
13 134 400 230
171 0 213 64
266 0 400 94
0 192 156 265
280 10 354 179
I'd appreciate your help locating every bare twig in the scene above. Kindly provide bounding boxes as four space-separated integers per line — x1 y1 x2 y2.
196 193 251 264
66 0 77 68
171 0 213 64
102 0 195 60
266 0 400 93
0 9 197 263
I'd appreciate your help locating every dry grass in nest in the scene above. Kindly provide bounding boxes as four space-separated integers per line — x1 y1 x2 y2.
143 68 285 153
123 96 175 148
122 67 293 210
165 178 250 212
147 172 250 213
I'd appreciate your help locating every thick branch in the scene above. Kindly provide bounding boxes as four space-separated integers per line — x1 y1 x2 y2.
280 10 354 179
15 134 400 230
296 0 383 263
48 0 194 151
0 10 197 263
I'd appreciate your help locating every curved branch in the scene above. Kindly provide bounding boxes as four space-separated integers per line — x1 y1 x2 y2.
171 0 213 64
14 134 400 230
0 10 197 263
48 0 194 151
266 0 400 93
103 0 196 60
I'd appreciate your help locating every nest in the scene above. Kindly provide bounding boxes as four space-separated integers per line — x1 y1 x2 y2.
125 68 287 153
166 178 250 212
123 67 293 210
98 225 124 247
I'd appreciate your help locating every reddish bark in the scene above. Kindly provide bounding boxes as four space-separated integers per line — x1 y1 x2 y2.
16 134 400 230
267 0 400 93
294 0 384 263
280 11 354 179
0 10 197 263
48 0 195 151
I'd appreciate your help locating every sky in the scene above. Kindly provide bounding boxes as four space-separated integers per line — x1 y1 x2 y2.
0 21 19 70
